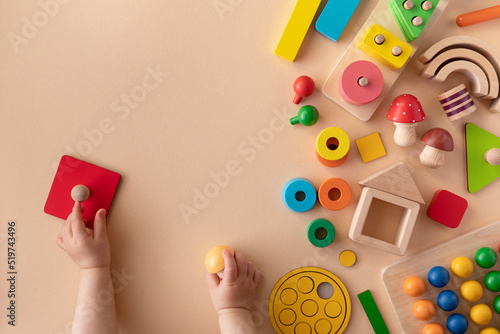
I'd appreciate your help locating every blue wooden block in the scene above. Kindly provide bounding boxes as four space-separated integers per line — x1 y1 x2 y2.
316 0 361 42
282 178 316 212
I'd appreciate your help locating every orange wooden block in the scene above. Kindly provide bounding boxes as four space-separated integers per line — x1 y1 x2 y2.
318 178 352 211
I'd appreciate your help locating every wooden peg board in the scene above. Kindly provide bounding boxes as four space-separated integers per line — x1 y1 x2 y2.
322 0 451 121
381 221 500 333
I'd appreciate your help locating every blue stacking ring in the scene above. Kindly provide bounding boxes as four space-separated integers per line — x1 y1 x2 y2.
282 178 317 212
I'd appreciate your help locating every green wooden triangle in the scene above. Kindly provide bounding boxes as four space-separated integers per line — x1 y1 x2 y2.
466 123 500 193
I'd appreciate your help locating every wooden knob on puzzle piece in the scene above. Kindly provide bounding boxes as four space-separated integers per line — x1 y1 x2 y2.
374 34 385 45
392 46 402 57
71 185 90 202
412 16 423 27
403 0 414 10
421 1 433 11
485 148 500 166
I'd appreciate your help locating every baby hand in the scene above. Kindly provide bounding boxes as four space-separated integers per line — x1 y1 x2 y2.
206 250 261 313
56 202 111 269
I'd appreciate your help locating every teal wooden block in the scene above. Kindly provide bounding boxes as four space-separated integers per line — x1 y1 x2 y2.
316 0 361 42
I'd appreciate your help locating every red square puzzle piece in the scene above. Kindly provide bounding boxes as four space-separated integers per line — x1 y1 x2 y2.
427 190 468 228
44 155 120 229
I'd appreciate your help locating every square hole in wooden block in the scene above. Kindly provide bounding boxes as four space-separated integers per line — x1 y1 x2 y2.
349 187 420 255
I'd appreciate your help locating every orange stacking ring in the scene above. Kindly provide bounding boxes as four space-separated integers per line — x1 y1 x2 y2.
318 178 352 211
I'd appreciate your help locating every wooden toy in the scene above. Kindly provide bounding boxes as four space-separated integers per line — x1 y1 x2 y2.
318 178 351 211
465 123 500 193
428 266 450 288
485 271 500 292
71 185 90 202
389 0 439 42
419 128 454 169
358 162 425 204
437 84 476 121
322 0 451 121
427 190 468 228
382 221 500 333
315 127 350 167
481 328 500 334
338 60 384 105
315 0 361 42
282 178 317 212
44 155 120 229
358 290 389 334
421 48 499 100
205 245 234 278
274 0 321 62
358 24 413 70
418 35 500 113
470 304 493 325
404 276 426 297
339 250 356 267
446 314 468 333
428 60 491 98
290 105 319 126
485 148 500 166
349 187 420 255
386 94 426 147
461 280 483 302
423 323 445 334
413 299 435 321
451 256 474 279
355 132 387 163
475 247 497 269
269 267 351 334
457 5 500 27
293 76 315 104
307 219 335 248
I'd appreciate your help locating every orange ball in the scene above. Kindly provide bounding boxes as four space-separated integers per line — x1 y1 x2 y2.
423 323 444 334
413 299 435 321
404 275 426 297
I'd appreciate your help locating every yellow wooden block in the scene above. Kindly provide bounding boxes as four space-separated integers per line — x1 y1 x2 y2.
275 0 321 62
357 24 413 70
355 132 386 163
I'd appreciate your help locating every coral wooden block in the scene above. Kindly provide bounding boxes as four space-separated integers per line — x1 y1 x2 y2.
427 190 468 228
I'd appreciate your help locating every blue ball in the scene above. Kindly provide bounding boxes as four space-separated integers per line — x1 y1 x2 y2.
428 266 450 288
437 290 459 311
446 313 468 334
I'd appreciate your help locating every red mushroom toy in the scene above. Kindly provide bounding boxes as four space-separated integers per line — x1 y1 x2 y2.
293 76 315 104
419 128 454 168
386 94 426 146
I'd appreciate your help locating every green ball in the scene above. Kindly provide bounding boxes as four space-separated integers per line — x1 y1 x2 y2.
475 247 497 268
494 295 500 314
485 271 500 292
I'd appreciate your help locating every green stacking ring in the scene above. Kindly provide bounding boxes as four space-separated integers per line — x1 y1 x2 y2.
307 219 335 248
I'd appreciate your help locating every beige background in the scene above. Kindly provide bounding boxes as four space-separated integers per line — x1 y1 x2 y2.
1 0 500 333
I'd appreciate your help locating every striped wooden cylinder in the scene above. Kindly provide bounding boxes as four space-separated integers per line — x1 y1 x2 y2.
438 84 476 121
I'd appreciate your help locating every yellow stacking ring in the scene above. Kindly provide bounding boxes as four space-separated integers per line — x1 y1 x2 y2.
316 127 350 165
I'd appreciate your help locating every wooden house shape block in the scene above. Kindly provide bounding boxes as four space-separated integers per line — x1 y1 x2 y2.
349 162 423 255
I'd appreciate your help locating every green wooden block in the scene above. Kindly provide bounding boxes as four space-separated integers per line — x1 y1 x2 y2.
466 123 500 193
389 0 440 42
358 290 389 334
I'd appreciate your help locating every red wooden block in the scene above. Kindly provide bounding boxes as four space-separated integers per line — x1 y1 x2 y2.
427 190 468 228
44 155 120 229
